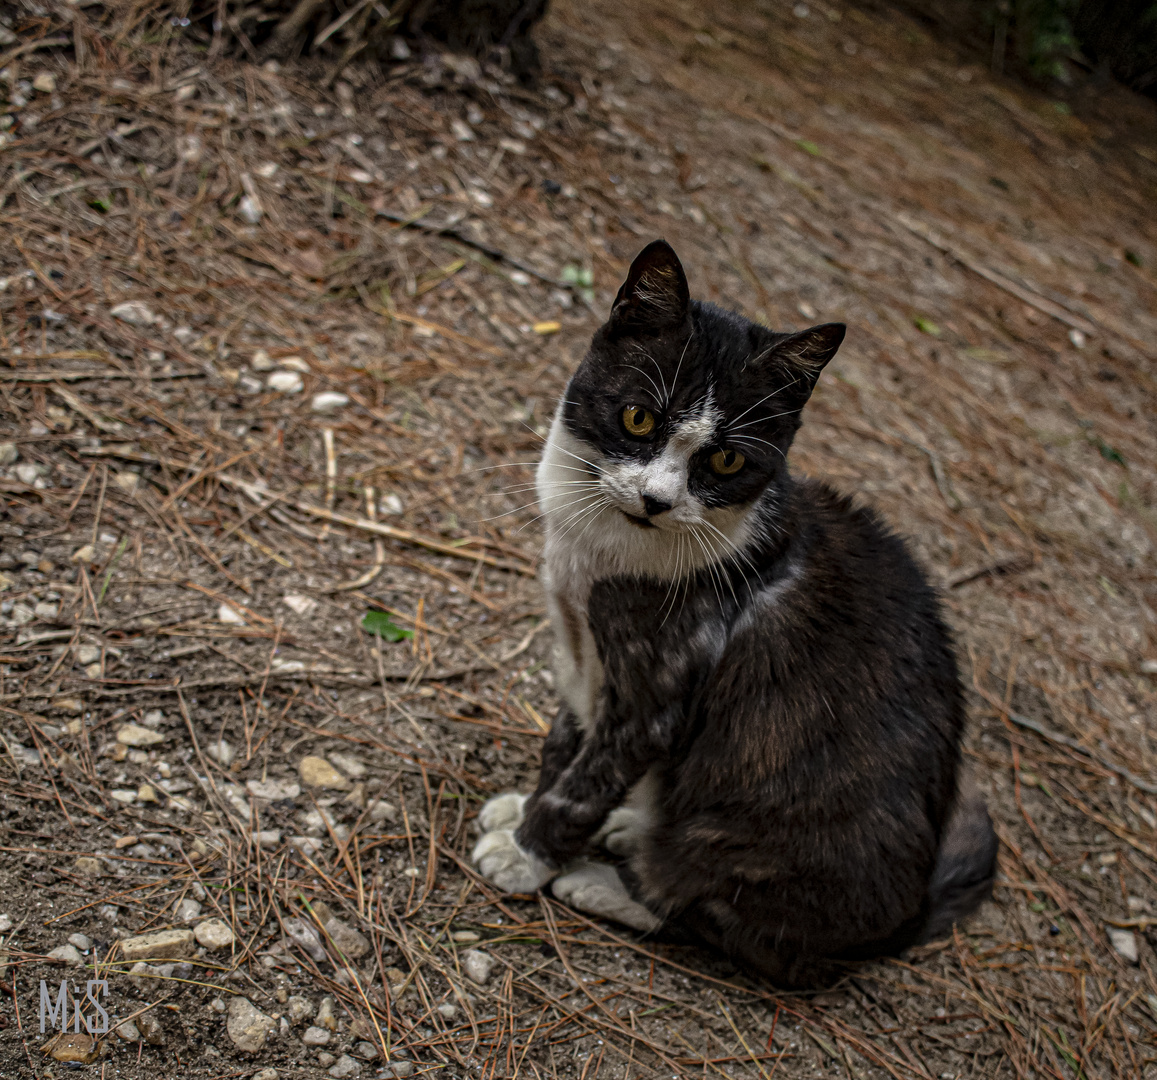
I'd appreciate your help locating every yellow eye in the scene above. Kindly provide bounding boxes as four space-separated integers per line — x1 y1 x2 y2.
621 405 655 437
710 448 745 475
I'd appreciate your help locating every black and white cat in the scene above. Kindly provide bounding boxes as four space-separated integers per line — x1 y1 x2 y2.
473 240 996 985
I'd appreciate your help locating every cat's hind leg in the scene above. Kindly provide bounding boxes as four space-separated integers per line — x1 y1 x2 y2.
593 807 650 856
551 859 661 932
478 792 529 832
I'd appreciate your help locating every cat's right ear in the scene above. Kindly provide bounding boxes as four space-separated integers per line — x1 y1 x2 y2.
609 240 690 334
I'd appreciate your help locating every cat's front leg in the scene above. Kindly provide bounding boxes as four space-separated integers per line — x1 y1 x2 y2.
514 703 677 868
472 706 585 892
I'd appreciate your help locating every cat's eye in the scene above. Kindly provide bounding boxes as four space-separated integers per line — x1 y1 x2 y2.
710 448 745 475
621 405 656 437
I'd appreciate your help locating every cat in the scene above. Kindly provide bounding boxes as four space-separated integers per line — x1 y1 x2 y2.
472 239 997 986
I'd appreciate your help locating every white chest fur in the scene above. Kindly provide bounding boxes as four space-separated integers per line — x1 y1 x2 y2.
534 405 760 733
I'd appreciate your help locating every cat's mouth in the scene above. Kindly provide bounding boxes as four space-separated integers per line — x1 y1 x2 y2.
620 510 656 529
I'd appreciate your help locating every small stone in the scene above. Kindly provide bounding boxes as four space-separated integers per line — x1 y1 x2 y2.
390 1061 415 1078
227 996 277 1053
380 493 404 515
316 995 338 1031
68 933 93 951
238 195 263 224
1141 659 1157 675
33 72 57 93
139 1012 165 1045
252 1070 280 1080
356 1040 380 1060
282 917 326 962
210 997 226 1013
247 777 300 801
195 918 236 951
116 723 164 747
251 349 274 370
1108 927 1139 964
218 602 246 624
462 949 494 985
322 913 369 960
120 928 195 962
142 708 164 727
0 914 11 932
71 544 95 563
42 1031 97 1063
287 995 313 1022
268 371 304 393
113 471 139 493
279 355 310 372
256 829 282 848
303 1025 331 1046
74 856 103 875
283 593 317 616
14 464 40 486
290 835 324 857
451 118 474 141
451 930 479 943
76 644 100 665
329 1054 362 1078
174 898 202 922
115 1020 141 1041
344 783 366 809
137 783 159 803
206 739 235 766
85 662 103 679
300 756 350 790
0 570 12 591
328 751 366 779
312 391 350 413
317 1052 336 1068
9 603 34 625
0 442 16 465
109 789 136 804
109 300 156 326
367 799 397 823
34 601 59 620
48 944 84 966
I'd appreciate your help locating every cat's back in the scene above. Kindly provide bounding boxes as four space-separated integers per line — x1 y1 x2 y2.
681 475 963 795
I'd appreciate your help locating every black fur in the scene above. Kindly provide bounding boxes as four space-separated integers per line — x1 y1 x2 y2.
514 240 996 987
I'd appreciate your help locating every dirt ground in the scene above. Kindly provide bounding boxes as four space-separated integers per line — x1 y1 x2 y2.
1 0 1156 1078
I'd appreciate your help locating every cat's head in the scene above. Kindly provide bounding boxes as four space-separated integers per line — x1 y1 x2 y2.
539 240 843 571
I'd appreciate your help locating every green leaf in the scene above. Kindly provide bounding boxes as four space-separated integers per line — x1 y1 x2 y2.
560 263 593 288
794 139 821 157
914 316 941 337
361 610 413 642
1096 438 1126 467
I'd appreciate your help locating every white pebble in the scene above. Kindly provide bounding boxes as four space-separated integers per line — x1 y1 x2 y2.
109 300 156 326
267 371 303 394
311 391 350 414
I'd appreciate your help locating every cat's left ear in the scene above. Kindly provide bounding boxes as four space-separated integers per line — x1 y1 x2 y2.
609 240 691 333
771 323 845 388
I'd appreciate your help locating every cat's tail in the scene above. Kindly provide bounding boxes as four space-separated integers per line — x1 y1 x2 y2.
921 786 997 942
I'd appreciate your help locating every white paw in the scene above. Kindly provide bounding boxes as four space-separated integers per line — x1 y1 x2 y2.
478 792 529 833
472 829 554 894
552 860 661 933
594 806 650 856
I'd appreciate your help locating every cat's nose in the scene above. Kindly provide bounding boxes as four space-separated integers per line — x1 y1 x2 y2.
642 494 672 517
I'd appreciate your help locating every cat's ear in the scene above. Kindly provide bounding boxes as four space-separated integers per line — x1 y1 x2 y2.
609 240 690 333
771 323 845 387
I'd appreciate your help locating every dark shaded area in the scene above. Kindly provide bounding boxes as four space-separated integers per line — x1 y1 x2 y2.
181 0 551 79
870 0 1157 98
